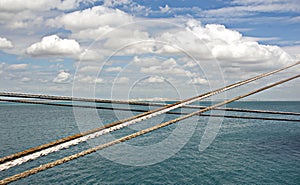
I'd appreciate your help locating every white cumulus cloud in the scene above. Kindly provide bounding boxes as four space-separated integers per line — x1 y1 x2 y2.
0 37 13 49
159 4 170 13
48 6 133 31
144 76 165 83
26 35 81 56
189 77 208 85
157 19 293 71
53 71 71 83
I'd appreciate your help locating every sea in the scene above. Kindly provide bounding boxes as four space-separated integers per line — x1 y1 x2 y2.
0 101 299 184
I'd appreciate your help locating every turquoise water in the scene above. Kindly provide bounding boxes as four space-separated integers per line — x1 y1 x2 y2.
0 102 299 184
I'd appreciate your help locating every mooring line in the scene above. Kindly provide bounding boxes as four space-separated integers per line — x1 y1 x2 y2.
0 62 298 167
1 73 298 185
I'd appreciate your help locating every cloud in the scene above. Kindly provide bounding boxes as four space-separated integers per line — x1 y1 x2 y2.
8 64 28 70
114 76 129 84
8 21 28 29
76 75 104 84
102 0 149 16
183 61 197 68
47 5 150 57
0 63 29 80
0 37 13 49
78 49 105 61
0 0 95 12
26 35 81 56
159 4 170 13
231 0 296 6
0 0 53 12
21 77 31 82
243 36 280 42
48 5 151 51
157 19 293 71
133 56 160 66
53 71 71 83
144 76 165 83
72 25 114 40
202 0 300 18
282 45 300 59
289 16 300 23
48 6 133 31
78 65 100 73
103 0 131 7
189 77 208 85
102 29 150 45
105 66 122 72
140 58 197 77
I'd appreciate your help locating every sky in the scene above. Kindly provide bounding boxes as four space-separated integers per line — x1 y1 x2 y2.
0 0 299 101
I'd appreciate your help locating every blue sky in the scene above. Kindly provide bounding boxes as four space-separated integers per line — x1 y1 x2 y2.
0 0 299 100
133 0 300 45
